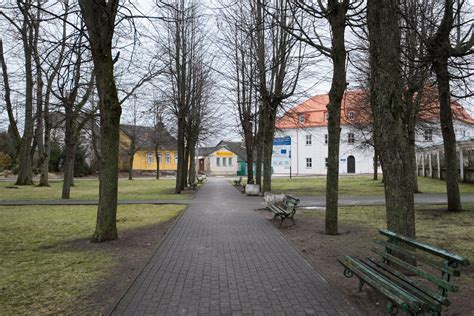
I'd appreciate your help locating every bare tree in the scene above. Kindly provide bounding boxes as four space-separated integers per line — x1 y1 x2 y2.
287 0 365 234
0 0 40 185
79 0 121 242
158 0 213 193
253 0 304 192
367 0 416 237
121 95 142 181
151 99 167 179
219 1 260 185
426 0 473 211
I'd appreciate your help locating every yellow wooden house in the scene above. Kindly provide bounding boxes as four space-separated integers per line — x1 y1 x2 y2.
119 124 178 174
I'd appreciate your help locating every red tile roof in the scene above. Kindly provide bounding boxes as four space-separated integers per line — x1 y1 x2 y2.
276 89 474 129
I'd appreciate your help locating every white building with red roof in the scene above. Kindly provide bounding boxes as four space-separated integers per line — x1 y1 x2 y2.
273 90 474 175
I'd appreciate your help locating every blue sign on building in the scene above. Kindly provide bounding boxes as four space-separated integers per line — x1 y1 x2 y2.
273 136 291 146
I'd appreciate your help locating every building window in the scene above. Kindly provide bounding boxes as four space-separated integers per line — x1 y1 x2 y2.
424 129 433 141
305 134 312 145
462 129 466 138
158 153 162 163
228 157 233 166
147 152 154 164
306 158 312 168
325 158 328 168
324 134 328 145
348 111 355 120
348 133 355 144
325 112 329 121
165 152 171 164
299 114 305 123
216 157 220 166
223 157 227 166
175 154 178 164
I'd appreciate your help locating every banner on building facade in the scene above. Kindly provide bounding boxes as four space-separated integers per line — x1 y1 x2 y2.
272 136 291 170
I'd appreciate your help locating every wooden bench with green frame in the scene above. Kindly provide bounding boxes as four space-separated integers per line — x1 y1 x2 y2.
338 229 470 315
267 194 300 226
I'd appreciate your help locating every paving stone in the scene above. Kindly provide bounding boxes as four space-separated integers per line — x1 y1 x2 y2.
111 178 360 315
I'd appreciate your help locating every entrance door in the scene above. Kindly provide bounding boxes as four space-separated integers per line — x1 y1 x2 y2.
198 158 205 173
347 155 355 173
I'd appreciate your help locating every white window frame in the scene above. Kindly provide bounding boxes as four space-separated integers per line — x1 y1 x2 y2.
147 152 154 164
216 157 221 166
223 157 227 166
348 133 355 144
228 157 233 166
165 152 171 164
158 152 162 163
306 157 312 168
424 129 433 141
348 111 355 120
305 134 312 145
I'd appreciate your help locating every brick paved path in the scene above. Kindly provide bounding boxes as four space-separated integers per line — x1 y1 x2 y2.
112 178 359 315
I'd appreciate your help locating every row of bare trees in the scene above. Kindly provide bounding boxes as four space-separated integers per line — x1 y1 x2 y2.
221 0 472 238
0 0 471 243
0 1 163 242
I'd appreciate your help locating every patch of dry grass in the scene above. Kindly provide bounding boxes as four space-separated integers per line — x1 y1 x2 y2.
0 204 184 314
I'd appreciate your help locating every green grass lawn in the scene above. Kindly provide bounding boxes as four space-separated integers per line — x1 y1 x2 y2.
0 204 184 314
0 178 191 201
270 176 474 196
303 204 474 268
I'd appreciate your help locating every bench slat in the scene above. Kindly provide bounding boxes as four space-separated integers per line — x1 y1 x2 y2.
371 248 459 292
379 229 469 266
374 239 460 276
367 257 447 308
338 256 421 312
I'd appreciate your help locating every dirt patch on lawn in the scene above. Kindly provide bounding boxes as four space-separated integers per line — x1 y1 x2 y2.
66 214 181 315
258 210 474 315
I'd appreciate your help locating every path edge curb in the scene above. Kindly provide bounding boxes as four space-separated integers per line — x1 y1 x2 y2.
106 204 190 315
261 208 363 315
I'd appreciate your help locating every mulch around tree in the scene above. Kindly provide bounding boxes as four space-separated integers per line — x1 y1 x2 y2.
257 210 474 316
66 217 179 315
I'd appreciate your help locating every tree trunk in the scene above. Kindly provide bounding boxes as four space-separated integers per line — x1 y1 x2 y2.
434 62 461 211
256 142 262 188
62 105 78 199
262 101 276 193
79 0 121 242
16 14 35 186
182 143 189 189
61 141 76 199
373 151 378 181
188 143 196 185
325 1 347 235
155 147 160 180
175 115 185 193
246 142 254 184
128 153 134 180
368 0 416 238
255 111 264 188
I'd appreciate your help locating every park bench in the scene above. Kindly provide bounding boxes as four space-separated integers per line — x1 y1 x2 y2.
197 175 205 184
267 194 300 226
233 176 242 186
338 229 470 315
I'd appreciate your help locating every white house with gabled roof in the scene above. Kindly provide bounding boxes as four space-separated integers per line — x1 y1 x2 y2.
273 90 474 176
